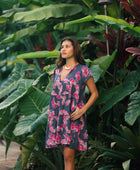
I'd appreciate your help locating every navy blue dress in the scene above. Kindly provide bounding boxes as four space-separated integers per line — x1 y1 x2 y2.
45 64 93 151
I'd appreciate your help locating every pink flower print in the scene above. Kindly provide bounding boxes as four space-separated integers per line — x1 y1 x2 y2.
65 99 70 106
71 122 76 130
74 84 79 91
73 92 79 102
78 101 84 109
51 98 57 108
56 134 61 141
83 131 88 139
56 69 59 74
61 96 66 105
49 126 56 133
66 84 72 91
78 145 85 151
75 71 81 80
51 98 60 108
51 91 60 99
82 66 88 77
51 90 57 95
63 79 69 83
70 78 75 83
71 100 75 111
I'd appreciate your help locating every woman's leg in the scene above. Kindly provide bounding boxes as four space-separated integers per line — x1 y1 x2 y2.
63 147 75 170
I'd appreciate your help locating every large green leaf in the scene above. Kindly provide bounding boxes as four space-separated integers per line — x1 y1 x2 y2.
54 15 94 33
125 91 140 126
93 15 140 37
99 70 140 115
14 4 82 22
17 50 59 59
0 79 33 110
89 65 101 83
0 16 7 23
13 106 48 136
121 125 140 150
0 63 29 99
92 50 116 76
1 25 37 43
54 15 105 34
19 87 50 116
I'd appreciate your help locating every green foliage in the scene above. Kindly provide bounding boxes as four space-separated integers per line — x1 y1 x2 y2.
125 91 140 126
17 50 59 59
98 69 140 116
14 4 82 22
96 125 140 169
0 0 140 169
0 63 29 99
93 15 140 37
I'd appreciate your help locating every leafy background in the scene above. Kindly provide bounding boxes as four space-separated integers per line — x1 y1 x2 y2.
0 0 140 169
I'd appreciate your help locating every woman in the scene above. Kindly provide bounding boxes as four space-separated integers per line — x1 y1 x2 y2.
45 37 98 170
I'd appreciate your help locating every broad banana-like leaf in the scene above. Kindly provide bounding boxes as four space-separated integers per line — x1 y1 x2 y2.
13 106 48 136
54 15 93 32
97 148 133 160
14 4 82 22
1 25 37 43
0 16 7 23
103 133 130 150
54 15 105 34
92 50 117 77
89 65 101 83
0 79 34 110
121 125 140 149
0 63 29 99
99 70 140 115
17 50 59 59
125 91 140 126
93 15 140 37
2 20 54 43
19 87 50 116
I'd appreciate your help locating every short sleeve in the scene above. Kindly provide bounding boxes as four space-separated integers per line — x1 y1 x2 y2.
82 66 93 84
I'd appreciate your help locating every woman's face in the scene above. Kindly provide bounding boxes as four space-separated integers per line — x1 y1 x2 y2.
60 40 74 59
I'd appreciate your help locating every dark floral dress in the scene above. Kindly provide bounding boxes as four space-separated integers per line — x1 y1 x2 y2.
45 64 93 151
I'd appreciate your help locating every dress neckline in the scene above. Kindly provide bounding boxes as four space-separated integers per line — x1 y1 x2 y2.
60 63 80 82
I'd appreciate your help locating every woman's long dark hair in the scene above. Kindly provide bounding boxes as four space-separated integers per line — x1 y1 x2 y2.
56 37 85 68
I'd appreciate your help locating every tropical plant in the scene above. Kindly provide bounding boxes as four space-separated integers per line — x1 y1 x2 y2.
94 123 140 169
0 0 140 169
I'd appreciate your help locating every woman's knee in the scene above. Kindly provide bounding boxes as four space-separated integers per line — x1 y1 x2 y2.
64 147 75 162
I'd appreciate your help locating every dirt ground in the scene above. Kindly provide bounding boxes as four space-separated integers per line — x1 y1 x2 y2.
0 140 20 170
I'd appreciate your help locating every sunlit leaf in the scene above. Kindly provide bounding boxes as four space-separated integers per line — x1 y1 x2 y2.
19 87 50 116
0 63 29 99
125 91 140 126
17 50 59 59
93 15 140 37
13 106 48 136
14 4 82 22
0 79 33 110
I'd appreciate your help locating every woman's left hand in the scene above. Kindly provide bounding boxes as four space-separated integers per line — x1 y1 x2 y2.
70 107 84 121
